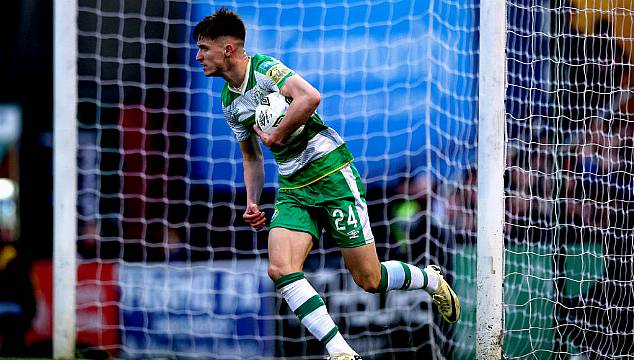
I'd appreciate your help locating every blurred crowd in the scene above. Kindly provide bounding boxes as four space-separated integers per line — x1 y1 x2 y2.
4 3 634 359
549 16 634 358
0 149 35 356
389 13 634 359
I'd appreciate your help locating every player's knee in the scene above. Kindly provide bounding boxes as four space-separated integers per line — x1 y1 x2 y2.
353 274 381 293
267 264 288 282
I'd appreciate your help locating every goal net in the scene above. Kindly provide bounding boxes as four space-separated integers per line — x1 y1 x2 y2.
504 0 634 359
73 0 478 358
61 0 634 359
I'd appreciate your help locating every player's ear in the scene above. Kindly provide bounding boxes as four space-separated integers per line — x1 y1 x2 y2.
224 44 232 57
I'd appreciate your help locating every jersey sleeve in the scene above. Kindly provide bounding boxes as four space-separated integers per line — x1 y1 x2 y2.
254 55 296 92
223 105 252 142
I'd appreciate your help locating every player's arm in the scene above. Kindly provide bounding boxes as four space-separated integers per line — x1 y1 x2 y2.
240 134 266 230
254 74 320 148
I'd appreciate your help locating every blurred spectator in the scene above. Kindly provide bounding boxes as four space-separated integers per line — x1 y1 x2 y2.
505 164 532 245
390 175 430 249
0 179 36 356
562 18 625 136
77 219 121 260
135 223 189 263
164 225 188 262
77 220 98 260
390 175 445 265
445 167 477 245
505 142 557 246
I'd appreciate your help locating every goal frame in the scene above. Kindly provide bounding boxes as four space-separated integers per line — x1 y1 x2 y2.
53 0 78 357
476 0 506 358
52 1 507 358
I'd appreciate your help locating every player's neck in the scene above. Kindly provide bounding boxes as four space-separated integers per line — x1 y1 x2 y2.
226 55 250 89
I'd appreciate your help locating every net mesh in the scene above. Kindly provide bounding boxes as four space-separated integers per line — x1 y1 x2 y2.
75 0 478 358
69 0 634 359
504 0 634 358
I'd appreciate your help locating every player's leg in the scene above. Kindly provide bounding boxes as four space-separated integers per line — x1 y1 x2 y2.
324 163 461 323
267 227 313 281
269 200 358 357
339 242 459 322
337 242 381 292
339 242 440 294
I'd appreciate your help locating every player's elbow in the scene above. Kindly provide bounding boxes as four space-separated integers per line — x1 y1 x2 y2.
305 88 320 111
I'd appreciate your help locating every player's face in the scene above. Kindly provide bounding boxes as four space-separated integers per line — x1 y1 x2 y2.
195 37 226 77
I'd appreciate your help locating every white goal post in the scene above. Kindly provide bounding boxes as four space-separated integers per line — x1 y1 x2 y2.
53 0 78 358
476 0 506 358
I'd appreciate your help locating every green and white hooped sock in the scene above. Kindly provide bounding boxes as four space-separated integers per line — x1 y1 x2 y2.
275 272 357 356
377 260 439 293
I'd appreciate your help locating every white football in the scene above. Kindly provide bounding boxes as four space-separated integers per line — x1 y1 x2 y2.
255 92 304 138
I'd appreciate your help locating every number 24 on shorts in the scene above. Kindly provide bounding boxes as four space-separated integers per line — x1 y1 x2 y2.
332 205 358 231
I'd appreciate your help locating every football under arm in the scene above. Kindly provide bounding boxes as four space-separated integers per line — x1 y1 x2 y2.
274 74 321 140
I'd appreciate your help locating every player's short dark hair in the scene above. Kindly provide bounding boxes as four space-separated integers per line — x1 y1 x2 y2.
193 7 246 42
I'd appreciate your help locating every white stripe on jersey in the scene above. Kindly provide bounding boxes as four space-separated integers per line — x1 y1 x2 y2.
277 128 345 176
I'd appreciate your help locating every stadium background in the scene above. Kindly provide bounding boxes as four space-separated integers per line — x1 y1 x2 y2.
1 0 633 359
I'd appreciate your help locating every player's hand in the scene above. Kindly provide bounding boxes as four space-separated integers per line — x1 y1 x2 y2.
253 124 285 149
243 203 267 230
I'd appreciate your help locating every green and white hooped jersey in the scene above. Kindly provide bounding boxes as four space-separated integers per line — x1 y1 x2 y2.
221 53 353 189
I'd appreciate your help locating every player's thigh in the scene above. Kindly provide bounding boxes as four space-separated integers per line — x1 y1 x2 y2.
270 190 321 240
340 242 381 285
267 227 313 281
319 165 375 248
268 192 318 280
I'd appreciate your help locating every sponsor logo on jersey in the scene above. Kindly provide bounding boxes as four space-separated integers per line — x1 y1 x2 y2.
253 88 266 105
266 64 291 84
226 103 239 121
347 229 359 239
258 60 276 72
258 92 269 105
